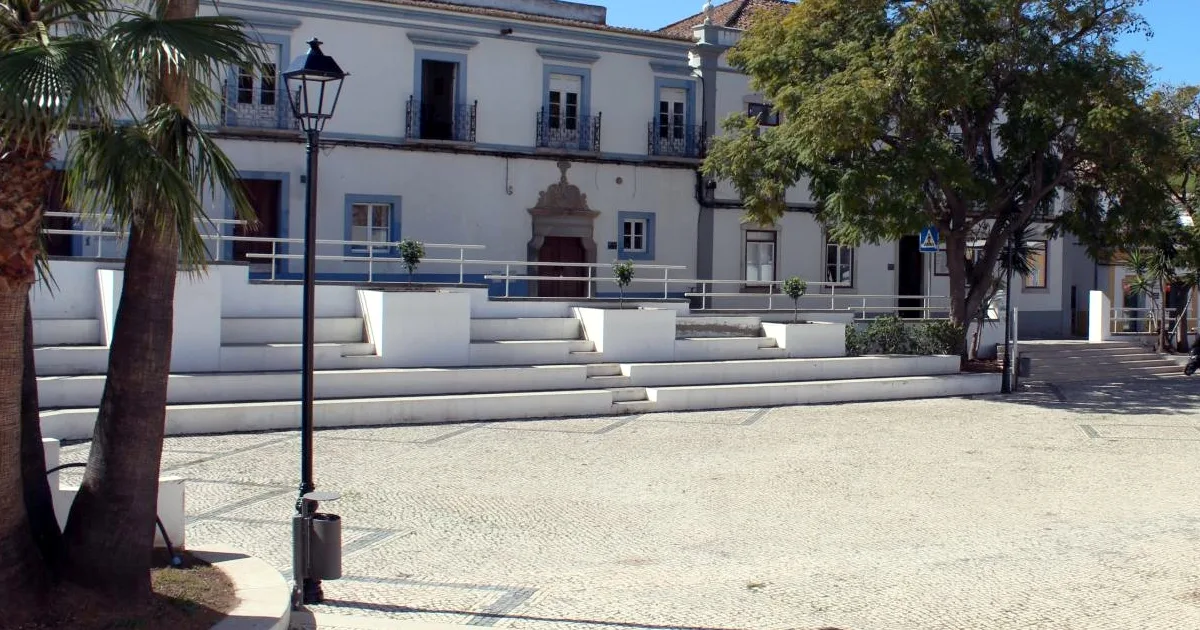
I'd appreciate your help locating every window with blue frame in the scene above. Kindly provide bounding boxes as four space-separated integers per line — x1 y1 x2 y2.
344 195 401 256
617 212 655 261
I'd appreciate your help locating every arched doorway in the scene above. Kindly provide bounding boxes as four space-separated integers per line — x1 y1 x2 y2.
527 161 598 298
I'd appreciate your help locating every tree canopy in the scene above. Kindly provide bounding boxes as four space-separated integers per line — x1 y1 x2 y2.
703 0 1173 330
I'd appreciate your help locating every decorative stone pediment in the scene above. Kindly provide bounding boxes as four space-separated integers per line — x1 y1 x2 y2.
531 161 594 215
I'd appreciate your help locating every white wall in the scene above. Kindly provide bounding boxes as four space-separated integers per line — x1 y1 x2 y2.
214 139 700 288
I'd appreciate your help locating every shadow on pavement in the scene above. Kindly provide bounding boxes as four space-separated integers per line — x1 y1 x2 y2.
984 376 1200 416
318 600 761 630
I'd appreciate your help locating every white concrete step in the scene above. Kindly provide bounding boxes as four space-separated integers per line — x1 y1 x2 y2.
609 387 647 402
470 317 581 341
35 346 110 376
675 316 763 339
469 339 596 366
221 317 364 344
624 355 961 387
33 319 101 346
674 337 786 362
646 373 1001 412
40 373 998 441
586 375 632 388
38 364 593 408
610 400 656 415
587 363 622 377
218 342 378 372
42 389 621 440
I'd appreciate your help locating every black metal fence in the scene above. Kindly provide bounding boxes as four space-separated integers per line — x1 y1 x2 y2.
406 97 478 142
536 109 601 152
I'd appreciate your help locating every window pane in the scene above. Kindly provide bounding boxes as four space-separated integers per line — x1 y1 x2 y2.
633 221 644 237
840 247 852 267
351 226 369 243
370 226 389 243
260 63 277 106
237 66 254 104
370 205 389 227
351 205 368 227
623 234 633 250
623 221 633 238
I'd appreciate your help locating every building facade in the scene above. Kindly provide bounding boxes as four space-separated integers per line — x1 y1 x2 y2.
46 0 1100 338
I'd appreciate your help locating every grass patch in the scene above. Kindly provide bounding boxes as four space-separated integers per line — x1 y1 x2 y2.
15 550 237 630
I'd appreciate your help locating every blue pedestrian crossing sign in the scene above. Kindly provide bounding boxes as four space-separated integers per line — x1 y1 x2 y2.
919 226 940 253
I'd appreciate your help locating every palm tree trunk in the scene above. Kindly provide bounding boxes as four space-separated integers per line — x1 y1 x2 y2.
22 292 64 572
0 144 54 619
62 0 196 599
62 217 180 597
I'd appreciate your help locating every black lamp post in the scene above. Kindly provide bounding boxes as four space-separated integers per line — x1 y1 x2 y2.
283 37 347 606
1001 231 1015 394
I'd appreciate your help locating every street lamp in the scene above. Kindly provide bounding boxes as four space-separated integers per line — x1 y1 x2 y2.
283 37 347 606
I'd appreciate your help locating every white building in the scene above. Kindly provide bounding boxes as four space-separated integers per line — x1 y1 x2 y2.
42 0 1099 338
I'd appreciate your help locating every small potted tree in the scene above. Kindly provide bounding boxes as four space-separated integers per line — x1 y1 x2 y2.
783 276 807 323
612 259 634 308
572 259 675 362
398 238 425 287
762 276 847 358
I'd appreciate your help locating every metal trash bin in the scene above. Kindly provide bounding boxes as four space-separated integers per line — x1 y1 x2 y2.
1017 356 1032 378
309 513 342 580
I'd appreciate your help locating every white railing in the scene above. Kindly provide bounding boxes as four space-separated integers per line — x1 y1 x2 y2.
1111 306 1177 335
481 261 688 299
244 239 486 284
40 212 485 284
685 279 951 320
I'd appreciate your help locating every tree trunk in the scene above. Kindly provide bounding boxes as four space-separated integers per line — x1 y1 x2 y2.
946 227 970 357
62 217 181 598
22 292 64 572
62 0 196 599
0 144 54 620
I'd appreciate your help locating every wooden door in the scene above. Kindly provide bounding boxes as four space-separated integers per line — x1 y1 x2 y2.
233 179 281 265
537 236 587 298
897 235 923 318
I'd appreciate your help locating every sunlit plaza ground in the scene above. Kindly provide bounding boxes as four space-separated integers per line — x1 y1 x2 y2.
61 379 1200 629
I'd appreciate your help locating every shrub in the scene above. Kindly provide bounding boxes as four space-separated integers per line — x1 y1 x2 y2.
845 325 867 357
864 315 915 354
915 320 965 356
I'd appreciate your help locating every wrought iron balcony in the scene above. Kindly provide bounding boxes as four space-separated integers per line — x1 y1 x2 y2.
536 109 601 152
221 79 296 130
405 97 477 143
647 122 705 158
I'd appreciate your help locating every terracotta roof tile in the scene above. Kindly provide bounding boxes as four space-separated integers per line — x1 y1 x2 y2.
357 0 694 43
657 0 793 39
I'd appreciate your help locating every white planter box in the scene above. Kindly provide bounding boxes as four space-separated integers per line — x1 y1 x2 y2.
762 321 847 358
359 289 471 367
574 307 676 362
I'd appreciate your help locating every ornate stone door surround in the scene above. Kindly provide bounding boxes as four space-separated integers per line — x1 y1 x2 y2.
527 161 599 297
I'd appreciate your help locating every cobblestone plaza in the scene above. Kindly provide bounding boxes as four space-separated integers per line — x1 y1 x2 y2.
61 379 1200 629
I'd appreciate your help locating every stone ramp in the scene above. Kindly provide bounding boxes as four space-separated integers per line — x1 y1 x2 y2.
1015 340 1183 384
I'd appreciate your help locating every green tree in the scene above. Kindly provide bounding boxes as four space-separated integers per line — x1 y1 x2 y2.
704 0 1170 353
57 0 261 602
0 0 121 615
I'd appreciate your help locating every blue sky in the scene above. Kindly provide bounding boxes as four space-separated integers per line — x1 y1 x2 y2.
602 0 1199 86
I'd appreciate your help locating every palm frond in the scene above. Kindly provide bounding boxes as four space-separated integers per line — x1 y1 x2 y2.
64 103 254 269
0 34 118 146
105 11 267 115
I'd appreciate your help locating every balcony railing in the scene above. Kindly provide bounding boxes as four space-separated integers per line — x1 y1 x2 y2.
405 97 477 143
647 122 705 158
536 109 601 152
222 79 296 130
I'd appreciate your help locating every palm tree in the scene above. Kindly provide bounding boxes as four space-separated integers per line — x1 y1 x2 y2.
58 0 259 598
0 0 117 613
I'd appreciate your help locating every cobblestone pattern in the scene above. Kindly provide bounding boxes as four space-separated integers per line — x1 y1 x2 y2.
58 379 1200 629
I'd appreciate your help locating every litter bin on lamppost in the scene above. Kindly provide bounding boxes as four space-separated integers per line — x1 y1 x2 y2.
292 491 342 607
282 38 349 607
